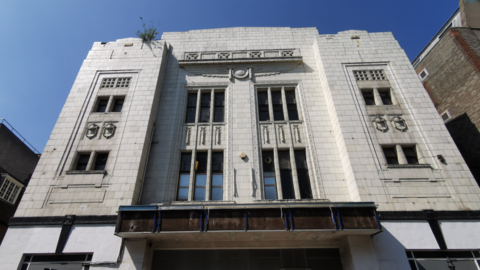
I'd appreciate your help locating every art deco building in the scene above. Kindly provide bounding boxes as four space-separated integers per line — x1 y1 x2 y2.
1 26 480 270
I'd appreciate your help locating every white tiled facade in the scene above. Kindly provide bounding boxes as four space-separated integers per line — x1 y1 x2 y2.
2 27 480 270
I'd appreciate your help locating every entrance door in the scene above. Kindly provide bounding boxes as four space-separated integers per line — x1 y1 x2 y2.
152 249 343 270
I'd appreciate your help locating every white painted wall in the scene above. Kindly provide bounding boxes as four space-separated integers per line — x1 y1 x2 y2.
63 225 122 262
380 221 439 249
440 220 480 249
373 224 413 270
0 225 122 270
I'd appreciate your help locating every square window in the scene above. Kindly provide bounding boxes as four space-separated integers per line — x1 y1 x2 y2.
361 89 375 105
378 89 393 105
370 70 386 80
111 97 124 112
100 78 116 88
382 147 398 164
93 153 108 170
76 154 91 170
402 146 419 164
115 78 131 88
354 71 369 81
95 98 109 112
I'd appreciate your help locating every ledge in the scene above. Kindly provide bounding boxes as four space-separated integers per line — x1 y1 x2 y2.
179 57 302 67
66 170 106 175
386 164 431 169
9 215 118 226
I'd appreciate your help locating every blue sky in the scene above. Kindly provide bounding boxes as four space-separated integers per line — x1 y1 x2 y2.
0 0 458 152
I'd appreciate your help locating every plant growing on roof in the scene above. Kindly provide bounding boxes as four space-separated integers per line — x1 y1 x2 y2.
136 17 159 42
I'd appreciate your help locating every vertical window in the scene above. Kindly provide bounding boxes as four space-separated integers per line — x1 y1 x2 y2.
76 154 91 170
96 98 109 112
295 150 312 199
271 90 284 121
93 153 109 170
185 93 197 123
402 146 419 164
258 91 269 121
278 150 294 199
199 93 211 122
382 147 398 164
285 90 299 120
211 152 223 200
262 151 277 200
361 89 375 105
213 92 225 122
111 97 124 112
194 152 208 201
378 89 392 105
0 178 22 204
177 153 191 201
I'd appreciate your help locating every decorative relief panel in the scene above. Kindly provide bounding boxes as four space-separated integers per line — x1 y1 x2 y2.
215 127 221 145
370 115 408 133
293 125 301 143
199 127 207 145
263 126 270 144
372 117 388 132
85 123 99 139
392 116 407 131
185 127 192 145
183 49 300 60
103 123 116 138
278 125 285 143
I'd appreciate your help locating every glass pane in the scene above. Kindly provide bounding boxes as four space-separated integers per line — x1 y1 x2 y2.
273 105 284 121
180 153 192 172
257 92 268 105
177 187 188 200
379 89 392 105
288 105 299 120
403 146 419 164
179 174 190 187
362 90 375 105
265 186 277 200
214 107 224 122
259 105 269 121
211 187 223 201
112 98 124 112
262 151 275 172
196 152 208 173
271 91 282 105
186 108 196 123
196 174 207 186
200 108 210 122
94 153 108 170
194 187 206 201
264 176 276 185
215 92 224 106
187 93 197 107
280 170 295 199
285 90 296 104
212 152 224 172
278 151 291 169
96 99 108 112
212 174 223 186
201 93 211 106
383 147 398 164
76 154 90 170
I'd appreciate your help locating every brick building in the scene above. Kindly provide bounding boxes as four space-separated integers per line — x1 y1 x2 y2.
412 0 480 184
0 119 39 245
1 26 480 269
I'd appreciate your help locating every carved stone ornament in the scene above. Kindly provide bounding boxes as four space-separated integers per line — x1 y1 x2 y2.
293 125 301 143
278 125 285 143
263 126 270 144
200 127 206 145
372 117 388 132
85 123 99 139
201 67 280 80
215 127 221 145
103 123 116 138
391 116 407 131
185 127 191 145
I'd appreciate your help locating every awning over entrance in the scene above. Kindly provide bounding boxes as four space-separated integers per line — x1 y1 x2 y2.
115 202 381 239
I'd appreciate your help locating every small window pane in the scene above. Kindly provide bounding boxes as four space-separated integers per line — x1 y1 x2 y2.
295 150 312 199
185 94 197 123
379 89 392 105
200 108 210 122
211 187 223 201
214 92 224 122
265 186 277 200
272 91 284 120
258 92 269 121
179 174 190 187
180 153 192 172
383 147 398 164
196 152 208 173
212 174 223 186
96 99 109 112
111 98 124 112
362 90 375 105
195 174 207 186
177 188 188 200
403 146 419 164
286 91 299 120
264 176 276 185
212 152 223 172
279 150 294 199
194 187 206 201
94 153 108 170
199 93 211 122
76 154 90 170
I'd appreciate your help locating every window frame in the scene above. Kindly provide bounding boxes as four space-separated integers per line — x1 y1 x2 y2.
72 151 110 172
0 174 23 204
256 86 300 123
176 150 225 201
93 95 126 113
185 89 226 124
382 144 424 166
